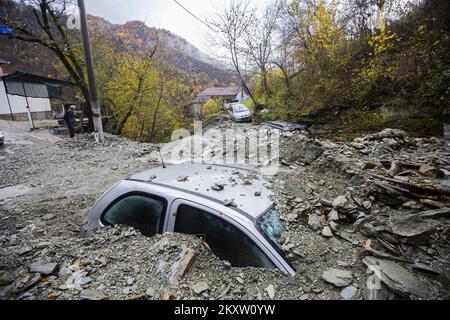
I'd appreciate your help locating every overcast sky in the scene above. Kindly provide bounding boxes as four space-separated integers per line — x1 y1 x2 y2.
85 0 227 54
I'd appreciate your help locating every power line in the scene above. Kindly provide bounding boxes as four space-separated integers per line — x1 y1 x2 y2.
171 0 214 32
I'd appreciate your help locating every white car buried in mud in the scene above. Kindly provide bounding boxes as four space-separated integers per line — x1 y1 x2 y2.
83 163 296 276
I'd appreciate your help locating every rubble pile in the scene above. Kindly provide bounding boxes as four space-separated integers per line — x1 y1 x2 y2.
0 226 295 300
271 128 450 299
280 135 324 166
1 120 449 300
56 132 159 159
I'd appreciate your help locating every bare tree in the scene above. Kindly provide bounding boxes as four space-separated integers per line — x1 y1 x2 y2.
148 69 164 143
209 0 258 105
340 0 414 37
242 0 283 99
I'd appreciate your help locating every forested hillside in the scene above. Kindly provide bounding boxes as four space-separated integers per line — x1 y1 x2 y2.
212 0 450 138
0 1 237 142
0 3 231 85
0 0 448 141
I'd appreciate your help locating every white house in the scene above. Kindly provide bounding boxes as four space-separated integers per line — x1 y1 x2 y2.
194 86 249 105
0 70 74 122
190 86 250 117
0 76 52 121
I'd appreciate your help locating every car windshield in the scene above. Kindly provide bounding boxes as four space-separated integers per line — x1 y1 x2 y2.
257 206 284 249
233 105 247 113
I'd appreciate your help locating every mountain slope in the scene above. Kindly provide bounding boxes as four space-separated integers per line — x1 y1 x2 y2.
0 3 232 85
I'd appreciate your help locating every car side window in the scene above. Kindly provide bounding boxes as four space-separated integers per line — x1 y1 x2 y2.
174 204 275 268
102 194 166 237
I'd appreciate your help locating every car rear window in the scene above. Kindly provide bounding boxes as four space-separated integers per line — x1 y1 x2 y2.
233 105 247 113
102 194 166 237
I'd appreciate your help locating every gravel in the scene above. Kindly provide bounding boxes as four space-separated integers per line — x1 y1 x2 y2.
0 120 448 300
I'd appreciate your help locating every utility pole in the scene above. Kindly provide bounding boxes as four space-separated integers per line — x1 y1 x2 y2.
77 0 104 142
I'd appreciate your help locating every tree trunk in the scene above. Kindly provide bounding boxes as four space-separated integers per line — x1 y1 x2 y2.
149 73 164 142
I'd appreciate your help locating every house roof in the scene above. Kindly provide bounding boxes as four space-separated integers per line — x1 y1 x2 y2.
1 71 77 87
197 86 242 97
193 95 211 104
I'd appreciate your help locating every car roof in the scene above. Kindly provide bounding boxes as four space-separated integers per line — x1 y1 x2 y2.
127 163 274 219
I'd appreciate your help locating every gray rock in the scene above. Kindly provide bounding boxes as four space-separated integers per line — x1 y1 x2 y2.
192 281 209 294
308 214 322 231
332 195 353 212
122 287 132 295
412 262 441 275
370 181 409 206
322 269 353 287
299 294 309 300
146 287 156 297
329 221 339 232
341 285 358 300
17 246 33 256
80 289 107 300
328 209 339 221
363 201 372 210
30 261 58 275
41 213 55 221
79 276 92 286
363 256 431 299
336 260 352 267
280 137 324 165
265 284 275 299
211 183 224 191
236 276 245 285
17 273 41 292
389 215 439 239
322 226 333 237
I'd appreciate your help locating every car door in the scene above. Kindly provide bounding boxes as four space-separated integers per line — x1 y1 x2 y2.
167 199 277 269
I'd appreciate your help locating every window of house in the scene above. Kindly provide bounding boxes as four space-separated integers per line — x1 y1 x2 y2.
174 204 275 268
102 194 166 237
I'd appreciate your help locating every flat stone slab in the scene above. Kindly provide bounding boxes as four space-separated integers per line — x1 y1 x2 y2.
363 256 431 299
30 261 58 275
80 289 107 300
191 281 209 295
341 285 358 300
322 268 353 287
389 215 439 238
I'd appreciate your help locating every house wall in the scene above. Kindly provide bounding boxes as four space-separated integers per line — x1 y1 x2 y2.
0 78 52 120
236 89 249 101
0 78 12 117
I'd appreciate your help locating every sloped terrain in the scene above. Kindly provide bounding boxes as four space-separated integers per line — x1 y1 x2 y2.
0 120 449 300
